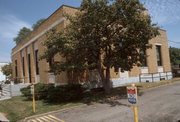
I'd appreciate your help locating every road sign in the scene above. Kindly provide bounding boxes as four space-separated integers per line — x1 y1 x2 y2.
127 86 137 104
30 85 34 94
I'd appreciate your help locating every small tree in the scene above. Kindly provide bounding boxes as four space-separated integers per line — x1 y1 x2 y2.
13 19 46 44
169 47 180 65
42 0 159 93
13 27 31 44
1 63 12 81
32 18 46 30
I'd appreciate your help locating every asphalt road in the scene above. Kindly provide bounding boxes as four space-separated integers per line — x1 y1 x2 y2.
27 81 180 122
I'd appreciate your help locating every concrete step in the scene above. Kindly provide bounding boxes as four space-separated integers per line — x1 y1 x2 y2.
0 113 9 122
0 96 11 101
0 85 11 100
2 89 10 92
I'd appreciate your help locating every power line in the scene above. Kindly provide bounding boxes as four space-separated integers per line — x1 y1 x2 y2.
168 40 180 44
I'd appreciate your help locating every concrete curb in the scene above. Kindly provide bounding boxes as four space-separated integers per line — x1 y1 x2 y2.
139 80 180 93
23 104 87 121
0 113 9 122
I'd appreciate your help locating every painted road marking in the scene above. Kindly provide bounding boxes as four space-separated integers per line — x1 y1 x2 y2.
48 115 65 122
26 114 65 122
43 116 57 121
37 116 49 121
30 120 37 122
35 118 44 122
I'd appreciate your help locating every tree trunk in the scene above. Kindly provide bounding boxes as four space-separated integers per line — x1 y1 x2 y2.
97 54 111 94
104 67 111 94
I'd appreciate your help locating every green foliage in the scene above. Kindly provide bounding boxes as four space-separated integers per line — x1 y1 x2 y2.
20 83 54 100
20 85 31 99
1 63 12 80
20 83 85 102
13 18 46 44
4 80 11 84
169 47 180 65
42 0 159 92
14 78 22 84
46 84 85 103
13 27 31 44
34 83 55 100
32 18 46 30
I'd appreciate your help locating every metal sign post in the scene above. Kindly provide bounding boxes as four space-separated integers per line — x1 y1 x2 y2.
127 84 139 122
30 84 35 113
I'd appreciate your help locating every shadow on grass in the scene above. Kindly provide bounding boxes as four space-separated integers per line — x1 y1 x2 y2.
82 86 128 106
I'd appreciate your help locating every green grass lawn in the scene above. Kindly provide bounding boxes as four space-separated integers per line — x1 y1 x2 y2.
0 78 180 121
0 96 83 121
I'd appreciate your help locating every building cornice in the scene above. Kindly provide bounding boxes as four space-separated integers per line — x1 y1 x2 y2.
11 17 65 56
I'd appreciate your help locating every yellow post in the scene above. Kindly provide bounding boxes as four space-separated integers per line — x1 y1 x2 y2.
31 84 36 113
131 84 139 122
133 105 138 122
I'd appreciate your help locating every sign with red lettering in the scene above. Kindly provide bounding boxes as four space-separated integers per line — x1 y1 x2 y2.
127 86 137 104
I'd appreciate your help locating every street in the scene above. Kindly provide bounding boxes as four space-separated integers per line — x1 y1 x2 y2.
26 81 180 122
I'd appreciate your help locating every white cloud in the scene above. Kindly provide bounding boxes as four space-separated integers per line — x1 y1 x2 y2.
0 14 31 62
141 0 180 25
0 14 31 41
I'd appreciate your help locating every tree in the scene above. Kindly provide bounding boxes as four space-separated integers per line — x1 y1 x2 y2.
169 47 180 65
32 18 46 30
1 63 12 80
13 27 31 44
13 18 46 44
42 0 159 93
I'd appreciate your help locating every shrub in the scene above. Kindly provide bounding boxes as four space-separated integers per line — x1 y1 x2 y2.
35 83 55 100
20 83 55 100
46 84 85 103
14 79 22 84
5 80 11 84
21 83 86 103
20 85 31 99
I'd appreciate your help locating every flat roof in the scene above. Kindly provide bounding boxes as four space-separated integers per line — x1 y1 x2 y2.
12 5 78 50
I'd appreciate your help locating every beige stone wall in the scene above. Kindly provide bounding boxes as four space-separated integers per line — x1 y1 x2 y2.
11 6 78 84
146 30 171 73
12 52 23 82
111 30 171 79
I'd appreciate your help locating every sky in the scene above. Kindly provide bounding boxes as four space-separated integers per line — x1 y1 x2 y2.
0 0 180 62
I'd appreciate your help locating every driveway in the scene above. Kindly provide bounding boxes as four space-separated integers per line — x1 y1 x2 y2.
26 81 180 122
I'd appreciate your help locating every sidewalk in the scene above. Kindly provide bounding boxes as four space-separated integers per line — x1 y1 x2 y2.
0 113 9 122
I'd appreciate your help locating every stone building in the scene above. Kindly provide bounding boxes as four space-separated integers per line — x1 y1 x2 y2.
11 5 172 87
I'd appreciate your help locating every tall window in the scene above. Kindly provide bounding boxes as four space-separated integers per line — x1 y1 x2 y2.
28 54 31 83
35 50 39 75
140 49 147 67
15 60 18 77
156 45 162 66
22 57 25 76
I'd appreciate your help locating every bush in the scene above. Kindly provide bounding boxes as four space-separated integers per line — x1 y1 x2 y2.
35 83 55 100
20 83 55 100
20 83 85 103
14 79 22 84
20 85 31 99
46 84 85 103
5 80 11 84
